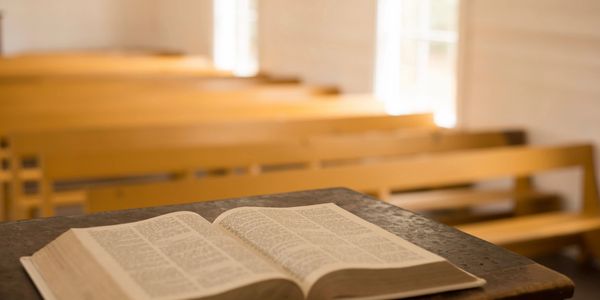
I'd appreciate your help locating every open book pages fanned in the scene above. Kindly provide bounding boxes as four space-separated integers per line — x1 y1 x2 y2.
22 203 485 300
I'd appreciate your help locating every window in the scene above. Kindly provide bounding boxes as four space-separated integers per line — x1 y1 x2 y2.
213 0 258 76
375 0 459 127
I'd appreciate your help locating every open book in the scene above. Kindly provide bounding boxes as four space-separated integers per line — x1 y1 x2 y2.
22 203 485 300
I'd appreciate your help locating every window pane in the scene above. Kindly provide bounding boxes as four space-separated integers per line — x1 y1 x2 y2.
213 0 258 76
430 0 458 32
400 39 418 67
400 0 420 32
427 42 455 80
375 0 459 126
400 41 456 119
425 41 457 126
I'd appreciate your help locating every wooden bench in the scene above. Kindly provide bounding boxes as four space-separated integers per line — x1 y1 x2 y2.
1 94 397 135
13 127 526 220
87 144 600 258
0 76 330 98
0 80 339 117
0 82 343 127
7 113 435 153
0 53 231 78
4 114 436 220
391 187 560 225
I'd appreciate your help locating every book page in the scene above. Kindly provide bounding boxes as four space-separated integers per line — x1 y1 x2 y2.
75 211 291 300
214 203 444 293
20 257 58 300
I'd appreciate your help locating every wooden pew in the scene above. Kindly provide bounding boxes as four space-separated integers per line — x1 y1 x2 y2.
7 114 435 153
29 128 521 218
0 53 231 78
0 73 309 96
0 94 394 135
390 187 559 225
0 79 335 110
5 114 436 220
0 82 341 120
0 86 369 201
87 144 600 258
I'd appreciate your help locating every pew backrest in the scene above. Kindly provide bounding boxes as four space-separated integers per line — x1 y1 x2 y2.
42 129 524 181
6 114 437 219
9 114 437 156
86 144 599 215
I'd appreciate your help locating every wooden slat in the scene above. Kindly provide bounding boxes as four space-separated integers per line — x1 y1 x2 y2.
17 196 41 209
0 171 10 182
17 169 42 181
0 81 335 109
2 91 380 136
457 212 600 246
0 53 230 78
88 144 592 212
8 114 436 156
0 103 421 136
391 188 558 211
42 129 519 180
52 191 87 205
0 148 9 159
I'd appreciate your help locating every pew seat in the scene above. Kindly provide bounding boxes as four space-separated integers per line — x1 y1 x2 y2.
458 212 600 258
391 187 562 225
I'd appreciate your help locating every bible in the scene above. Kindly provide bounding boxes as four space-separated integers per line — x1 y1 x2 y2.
21 203 485 300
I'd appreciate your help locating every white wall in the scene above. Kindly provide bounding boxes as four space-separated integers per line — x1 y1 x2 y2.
155 0 212 55
258 0 377 93
112 0 159 50
459 0 600 209
0 0 160 55
0 0 213 56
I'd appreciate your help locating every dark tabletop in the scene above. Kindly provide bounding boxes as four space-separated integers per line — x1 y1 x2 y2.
0 188 574 299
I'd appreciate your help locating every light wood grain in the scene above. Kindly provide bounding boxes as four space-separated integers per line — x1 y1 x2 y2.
89 144 590 210
0 53 229 78
7 114 437 219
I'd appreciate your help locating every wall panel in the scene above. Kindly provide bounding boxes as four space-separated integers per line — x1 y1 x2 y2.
460 0 600 208
258 0 377 92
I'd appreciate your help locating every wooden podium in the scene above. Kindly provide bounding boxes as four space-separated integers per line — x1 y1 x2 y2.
0 188 574 299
